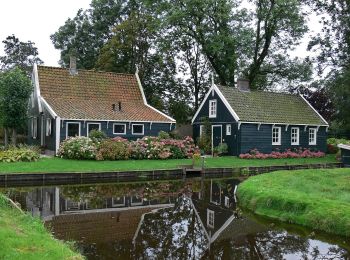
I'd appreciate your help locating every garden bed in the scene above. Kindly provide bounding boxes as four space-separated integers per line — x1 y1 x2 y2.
237 168 350 237
0 194 82 259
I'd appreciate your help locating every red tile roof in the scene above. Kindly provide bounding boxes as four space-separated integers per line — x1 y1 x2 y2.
37 66 175 122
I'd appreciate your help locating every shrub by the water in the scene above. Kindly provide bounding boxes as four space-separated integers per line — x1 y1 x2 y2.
58 136 97 160
0 146 40 162
239 148 325 159
58 135 197 160
96 139 130 160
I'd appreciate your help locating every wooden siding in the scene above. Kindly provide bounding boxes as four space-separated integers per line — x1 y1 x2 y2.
59 120 175 142
192 89 239 155
239 124 327 154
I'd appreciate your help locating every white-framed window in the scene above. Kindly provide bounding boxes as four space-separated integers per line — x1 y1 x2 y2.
132 124 144 135
224 196 230 208
226 124 231 135
111 197 125 207
32 117 37 139
199 125 204 137
46 118 52 136
272 126 281 145
291 127 299 145
66 122 81 138
207 209 215 228
87 123 101 136
309 128 317 145
113 123 126 135
209 100 217 118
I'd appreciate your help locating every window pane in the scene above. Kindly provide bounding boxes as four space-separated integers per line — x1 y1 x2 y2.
114 124 125 134
88 123 100 133
67 123 79 137
133 125 143 134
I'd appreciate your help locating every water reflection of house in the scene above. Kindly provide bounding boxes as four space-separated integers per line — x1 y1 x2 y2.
21 186 177 221
191 179 240 245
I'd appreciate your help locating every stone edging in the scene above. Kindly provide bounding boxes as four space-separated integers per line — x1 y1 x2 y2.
0 162 343 187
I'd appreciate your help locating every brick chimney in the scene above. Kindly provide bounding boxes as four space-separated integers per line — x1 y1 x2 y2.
237 79 250 92
69 56 78 75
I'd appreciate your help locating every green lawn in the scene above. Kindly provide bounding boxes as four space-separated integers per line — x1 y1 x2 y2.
237 168 350 237
0 155 337 174
0 194 83 260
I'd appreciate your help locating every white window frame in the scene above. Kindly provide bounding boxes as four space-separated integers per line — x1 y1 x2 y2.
87 122 101 136
291 127 299 145
207 209 215 228
224 196 230 208
272 126 281 145
32 117 37 139
309 128 317 145
226 124 231 135
113 123 126 135
209 99 217 118
66 122 81 139
46 118 52 137
199 125 204 137
132 124 144 135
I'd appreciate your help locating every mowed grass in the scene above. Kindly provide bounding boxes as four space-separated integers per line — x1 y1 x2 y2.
0 155 337 174
237 168 350 237
0 195 83 260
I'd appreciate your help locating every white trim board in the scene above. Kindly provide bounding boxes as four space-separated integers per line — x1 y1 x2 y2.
33 64 42 113
191 84 240 124
60 118 173 124
40 96 58 118
299 94 329 126
135 72 176 122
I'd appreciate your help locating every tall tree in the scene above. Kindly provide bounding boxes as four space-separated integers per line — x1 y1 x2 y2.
307 0 350 131
0 35 43 74
157 0 309 89
0 68 32 145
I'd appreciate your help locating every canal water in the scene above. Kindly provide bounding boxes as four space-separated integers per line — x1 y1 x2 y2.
1 177 349 259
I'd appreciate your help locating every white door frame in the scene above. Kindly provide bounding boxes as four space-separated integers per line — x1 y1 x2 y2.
211 125 222 154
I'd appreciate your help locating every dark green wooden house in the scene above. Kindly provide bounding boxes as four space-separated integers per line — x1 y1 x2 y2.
192 80 328 155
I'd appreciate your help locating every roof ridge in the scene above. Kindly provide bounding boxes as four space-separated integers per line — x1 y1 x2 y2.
217 84 298 96
38 65 136 77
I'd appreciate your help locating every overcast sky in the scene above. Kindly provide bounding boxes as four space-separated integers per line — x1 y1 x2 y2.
0 1 322 67
0 0 91 66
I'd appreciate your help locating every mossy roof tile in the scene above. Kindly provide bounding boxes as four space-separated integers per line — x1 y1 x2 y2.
217 85 327 125
37 66 174 122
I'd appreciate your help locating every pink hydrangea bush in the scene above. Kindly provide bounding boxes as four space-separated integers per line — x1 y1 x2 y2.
239 148 325 159
129 136 197 160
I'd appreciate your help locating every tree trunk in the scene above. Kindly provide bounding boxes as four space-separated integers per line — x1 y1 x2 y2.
11 128 17 146
4 128 9 147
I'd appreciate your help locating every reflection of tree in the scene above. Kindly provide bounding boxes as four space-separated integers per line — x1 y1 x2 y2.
208 229 349 260
60 180 194 207
134 196 208 259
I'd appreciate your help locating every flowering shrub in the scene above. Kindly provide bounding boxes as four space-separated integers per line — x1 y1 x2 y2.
327 138 350 154
239 148 325 159
58 135 197 160
129 136 197 160
58 137 97 160
96 139 130 160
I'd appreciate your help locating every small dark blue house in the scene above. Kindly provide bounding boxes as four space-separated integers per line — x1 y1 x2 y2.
192 80 328 156
28 63 175 154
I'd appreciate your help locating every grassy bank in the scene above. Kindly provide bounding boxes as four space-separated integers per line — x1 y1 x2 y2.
0 194 83 260
237 168 350 237
0 155 337 174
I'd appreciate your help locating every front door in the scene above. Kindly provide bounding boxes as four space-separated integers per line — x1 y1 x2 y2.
212 125 222 153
